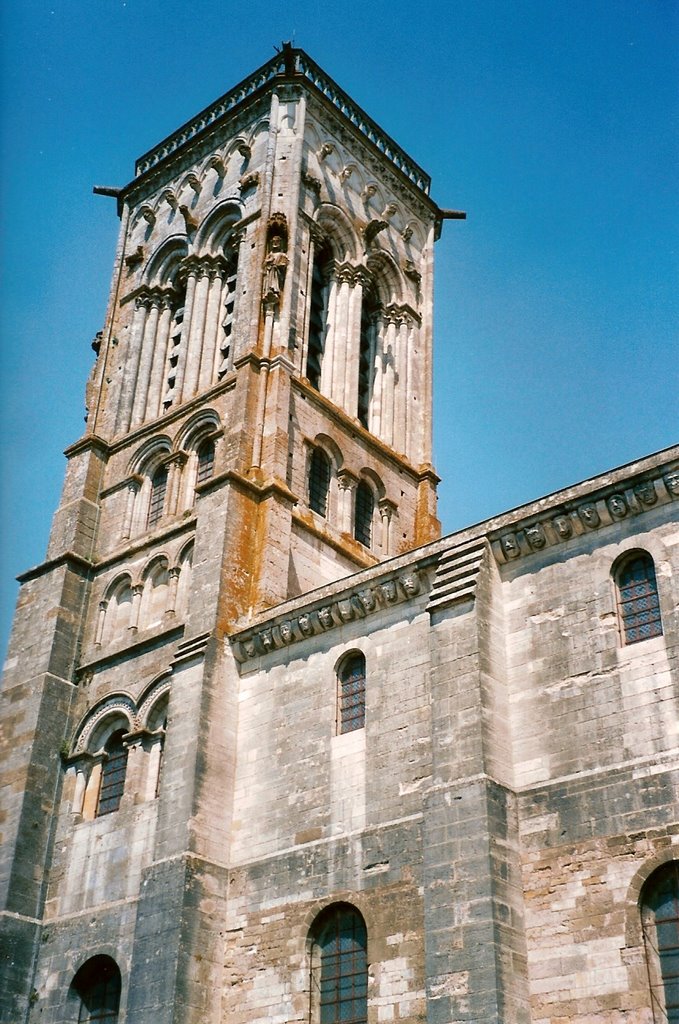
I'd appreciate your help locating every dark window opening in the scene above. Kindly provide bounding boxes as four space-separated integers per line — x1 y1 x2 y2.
196 438 215 484
616 552 663 645
311 904 367 1024
306 246 330 389
73 955 121 1024
357 291 377 428
641 861 679 1023
309 448 331 516
147 464 168 529
97 730 128 817
354 481 373 548
338 653 366 734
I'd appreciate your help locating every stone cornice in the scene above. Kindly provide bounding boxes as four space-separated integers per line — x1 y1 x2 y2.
227 445 679 664
91 516 196 574
230 566 428 664
132 49 430 198
106 374 237 454
63 434 110 460
491 459 679 565
77 623 185 675
17 550 94 585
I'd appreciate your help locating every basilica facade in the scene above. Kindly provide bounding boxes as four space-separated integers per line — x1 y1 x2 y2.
1 46 678 1024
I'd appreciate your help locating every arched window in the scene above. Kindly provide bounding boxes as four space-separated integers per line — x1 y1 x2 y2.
615 551 663 645
306 244 331 390
310 904 368 1024
337 652 366 734
354 481 374 548
71 955 121 1023
147 464 168 529
309 447 331 516
196 437 215 484
641 861 679 1023
97 729 128 817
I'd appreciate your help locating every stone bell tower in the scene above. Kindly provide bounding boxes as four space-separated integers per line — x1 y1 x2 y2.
1 46 457 1023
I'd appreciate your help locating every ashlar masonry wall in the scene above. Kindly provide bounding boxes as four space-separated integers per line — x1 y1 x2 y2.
502 506 679 1023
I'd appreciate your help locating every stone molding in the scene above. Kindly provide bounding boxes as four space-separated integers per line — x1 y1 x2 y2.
491 467 679 565
426 539 487 613
172 630 211 668
71 674 171 755
231 570 424 663
133 48 431 195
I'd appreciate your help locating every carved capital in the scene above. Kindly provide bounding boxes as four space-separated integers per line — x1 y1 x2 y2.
337 469 359 492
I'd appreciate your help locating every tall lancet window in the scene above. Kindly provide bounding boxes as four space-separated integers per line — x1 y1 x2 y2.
306 244 331 390
357 287 377 429
218 248 239 379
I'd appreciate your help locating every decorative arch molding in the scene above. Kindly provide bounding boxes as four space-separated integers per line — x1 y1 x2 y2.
314 203 359 262
103 572 133 603
176 408 222 451
141 554 170 583
193 199 243 255
128 435 172 477
625 848 679 947
365 250 404 305
137 672 173 731
357 467 386 501
309 432 344 472
301 895 376 956
143 236 188 287
73 693 137 755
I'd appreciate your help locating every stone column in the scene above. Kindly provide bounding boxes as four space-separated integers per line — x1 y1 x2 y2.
327 267 353 407
165 453 188 516
166 566 181 616
172 262 198 404
181 262 210 400
379 499 396 556
121 477 142 540
393 314 409 454
129 584 143 632
117 296 150 433
337 469 358 535
94 600 108 646
147 295 173 420
131 295 161 427
199 265 225 391
345 268 369 420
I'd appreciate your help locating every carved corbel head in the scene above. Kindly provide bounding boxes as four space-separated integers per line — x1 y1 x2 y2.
318 142 335 161
162 189 178 211
179 205 198 233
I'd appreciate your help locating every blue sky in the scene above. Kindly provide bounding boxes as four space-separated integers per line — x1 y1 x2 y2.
1 0 677 658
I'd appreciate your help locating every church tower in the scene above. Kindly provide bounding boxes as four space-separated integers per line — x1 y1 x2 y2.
1 47 454 1022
